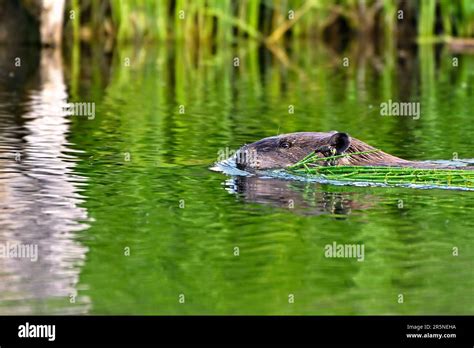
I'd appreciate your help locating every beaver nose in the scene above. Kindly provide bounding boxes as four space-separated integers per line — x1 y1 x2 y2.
236 159 246 170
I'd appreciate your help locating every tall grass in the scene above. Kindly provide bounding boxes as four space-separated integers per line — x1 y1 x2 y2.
419 0 437 39
70 0 81 98
69 0 474 43
447 0 474 37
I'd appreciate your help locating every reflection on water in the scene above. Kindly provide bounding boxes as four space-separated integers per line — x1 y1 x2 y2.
225 175 375 216
0 48 90 314
0 39 473 315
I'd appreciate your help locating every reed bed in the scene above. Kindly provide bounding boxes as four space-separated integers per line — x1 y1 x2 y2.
67 0 474 43
288 151 474 188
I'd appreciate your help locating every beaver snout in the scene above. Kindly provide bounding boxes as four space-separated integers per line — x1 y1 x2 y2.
235 146 258 170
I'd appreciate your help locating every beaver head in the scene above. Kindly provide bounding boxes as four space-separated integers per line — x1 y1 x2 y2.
235 131 352 170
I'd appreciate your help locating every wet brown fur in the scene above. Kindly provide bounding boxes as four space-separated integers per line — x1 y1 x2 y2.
236 132 470 171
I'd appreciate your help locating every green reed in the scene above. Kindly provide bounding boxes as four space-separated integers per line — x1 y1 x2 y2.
68 0 474 43
288 151 474 188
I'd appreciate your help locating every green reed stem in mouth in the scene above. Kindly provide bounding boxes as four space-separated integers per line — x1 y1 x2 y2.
287 149 381 169
287 151 474 187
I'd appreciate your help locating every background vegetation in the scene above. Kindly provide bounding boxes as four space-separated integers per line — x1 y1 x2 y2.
67 0 474 44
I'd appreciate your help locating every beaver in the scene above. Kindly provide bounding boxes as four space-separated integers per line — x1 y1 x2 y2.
235 131 471 171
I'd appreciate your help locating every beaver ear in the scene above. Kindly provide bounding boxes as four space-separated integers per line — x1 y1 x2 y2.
328 132 351 154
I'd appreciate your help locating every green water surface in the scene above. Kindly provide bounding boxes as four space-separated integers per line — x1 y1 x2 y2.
0 41 473 315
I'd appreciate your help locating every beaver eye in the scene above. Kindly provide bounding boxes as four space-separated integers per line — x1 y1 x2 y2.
279 140 291 149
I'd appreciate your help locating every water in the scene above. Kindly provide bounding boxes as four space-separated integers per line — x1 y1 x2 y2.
0 41 473 315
